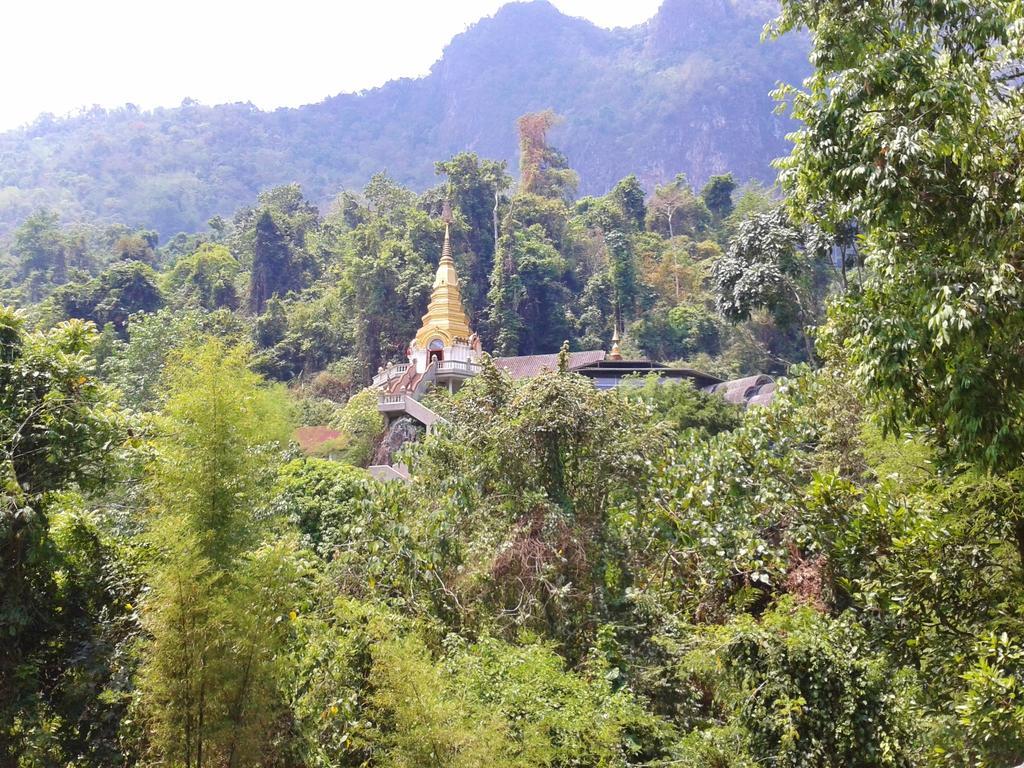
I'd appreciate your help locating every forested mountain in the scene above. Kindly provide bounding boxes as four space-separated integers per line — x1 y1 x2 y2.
0 0 807 237
5 0 1024 764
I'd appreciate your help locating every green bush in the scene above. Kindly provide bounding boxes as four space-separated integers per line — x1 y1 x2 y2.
271 458 370 558
330 388 385 467
683 601 920 768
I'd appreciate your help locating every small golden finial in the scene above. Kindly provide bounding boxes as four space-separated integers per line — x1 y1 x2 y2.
609 327 623 361
441 200 454 262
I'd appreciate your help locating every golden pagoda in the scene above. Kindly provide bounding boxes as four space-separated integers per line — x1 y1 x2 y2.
608 327 623 361
413 216 473 350
400 203 482 387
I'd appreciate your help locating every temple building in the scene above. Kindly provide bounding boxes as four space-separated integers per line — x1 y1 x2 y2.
372 214 483 399
296 213 776 480
367 212 775 476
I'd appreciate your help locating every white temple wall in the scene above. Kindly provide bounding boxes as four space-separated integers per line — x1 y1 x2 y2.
410 348 429 374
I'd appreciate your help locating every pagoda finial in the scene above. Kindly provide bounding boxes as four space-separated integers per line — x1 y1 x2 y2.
412 200 472 349
609 327 623 361
441 200 454 262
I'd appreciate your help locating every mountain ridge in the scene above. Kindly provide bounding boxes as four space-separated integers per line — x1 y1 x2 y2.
0 0 808 237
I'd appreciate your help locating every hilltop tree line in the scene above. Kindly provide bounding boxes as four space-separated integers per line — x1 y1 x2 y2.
1 109 836 396
3 0 1024 766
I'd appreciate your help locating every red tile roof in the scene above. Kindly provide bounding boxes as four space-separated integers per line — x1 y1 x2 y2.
294 425 343 453
493 350 607 380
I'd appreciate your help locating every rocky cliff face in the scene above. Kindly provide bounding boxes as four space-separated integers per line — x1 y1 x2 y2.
372 417 423 467
0 0 809 237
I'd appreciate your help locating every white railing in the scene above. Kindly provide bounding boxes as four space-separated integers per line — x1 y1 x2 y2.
436 360 481 375
376 392 446 428
372 363 410 388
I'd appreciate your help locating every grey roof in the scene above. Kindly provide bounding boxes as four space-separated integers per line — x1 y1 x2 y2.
493 350 607 380
489 349 773 407
704 374 777 408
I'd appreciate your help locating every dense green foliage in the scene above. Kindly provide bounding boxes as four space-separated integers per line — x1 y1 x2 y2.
2 120 807 381
140 340 298 765
775 0 1024 469
1 310 136 764
2 1 1024 765
7 318 1022 764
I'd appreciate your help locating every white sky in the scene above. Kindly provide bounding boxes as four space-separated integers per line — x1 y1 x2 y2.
1 0 662 131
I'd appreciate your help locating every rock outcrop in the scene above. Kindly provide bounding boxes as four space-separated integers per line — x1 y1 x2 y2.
372 416 423 467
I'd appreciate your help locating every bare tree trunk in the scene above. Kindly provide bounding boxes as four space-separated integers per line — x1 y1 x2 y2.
493 191 500 254
196 659 206 768
840 245 848 292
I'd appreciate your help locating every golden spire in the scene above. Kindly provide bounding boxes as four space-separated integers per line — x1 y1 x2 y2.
609 327 623 361
441 199 454 260
414 202 473 348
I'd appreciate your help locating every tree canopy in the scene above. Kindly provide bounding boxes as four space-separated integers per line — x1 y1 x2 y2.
2 4 1024 760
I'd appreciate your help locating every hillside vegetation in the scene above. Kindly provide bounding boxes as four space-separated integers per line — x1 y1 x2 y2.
1 106 817 381
3 0 1024 766
0 0 808 237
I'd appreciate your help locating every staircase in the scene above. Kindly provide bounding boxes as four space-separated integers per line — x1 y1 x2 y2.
377 392 446 431
366 463 410 483
369 385 448 483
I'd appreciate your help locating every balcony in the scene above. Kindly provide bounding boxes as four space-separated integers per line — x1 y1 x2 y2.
435 360 481 377
377 393 445 429
379 394 407 411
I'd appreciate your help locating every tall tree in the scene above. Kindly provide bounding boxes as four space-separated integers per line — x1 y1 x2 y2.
165 243 240 311
112 231 158 265
435 153 512 321
0 310 130 764
234 185 319 307
339 220 432 373
774 0 1024 469
611 175 647 232
52 260 164 334
486 226 570 356
713 207 830 364
363 172 418 227
486 117 578 354
139 339 299 767
516 111 578 201
10 210 67 299
248 210 292 315
605 229 639 330
700 173 737 221
647 175 711 239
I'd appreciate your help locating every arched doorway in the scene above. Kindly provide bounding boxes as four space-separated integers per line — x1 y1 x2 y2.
428 338 444 365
